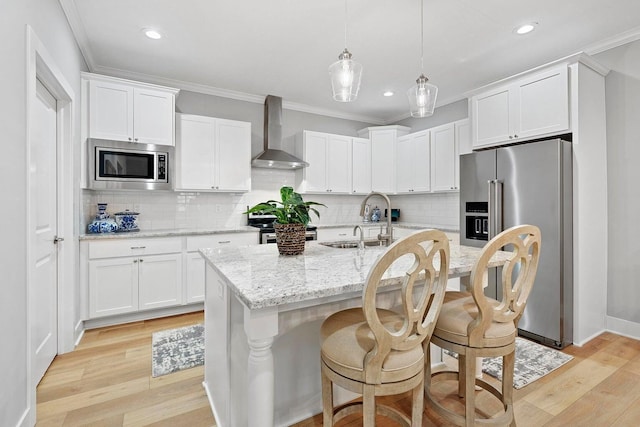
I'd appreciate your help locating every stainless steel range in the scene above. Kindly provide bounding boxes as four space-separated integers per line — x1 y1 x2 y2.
247 209 317 244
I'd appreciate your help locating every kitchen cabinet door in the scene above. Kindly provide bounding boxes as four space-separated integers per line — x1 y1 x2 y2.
471 65 569 149
88 258 138 318
298 131 328 193
176 114 251 192
351 137 371 195
471 85 512 149
326 134 352 193
454 119 470 189
296 131 352 194
396 130 430 193
133 88 175 146
185 232 258 303
89 79 134 142
186 252 206 303
176 114 216 190
88 77 176 146
216 119 252 191
515 66 569 140
431 123 457 192
138 253 183 311
370 130 397 193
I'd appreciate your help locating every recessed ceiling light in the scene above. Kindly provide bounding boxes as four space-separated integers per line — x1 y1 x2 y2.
143 29 162 40
383 91 394 97
514 22 537 35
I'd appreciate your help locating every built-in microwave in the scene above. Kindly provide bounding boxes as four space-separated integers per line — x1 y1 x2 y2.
88 139 174 190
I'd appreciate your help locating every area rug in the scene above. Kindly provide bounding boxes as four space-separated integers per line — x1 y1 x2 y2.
151 323 204 377
444 337 573 389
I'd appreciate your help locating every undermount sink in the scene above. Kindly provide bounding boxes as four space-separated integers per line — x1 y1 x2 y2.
319 239 387 249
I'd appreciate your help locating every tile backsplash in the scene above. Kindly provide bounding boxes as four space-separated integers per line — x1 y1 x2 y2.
82 169 459 232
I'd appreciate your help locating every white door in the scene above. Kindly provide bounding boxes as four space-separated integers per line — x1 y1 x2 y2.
31 79 58 385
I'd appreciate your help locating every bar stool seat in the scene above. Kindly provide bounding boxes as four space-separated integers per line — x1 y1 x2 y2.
425 224 541 427
320 229 451 427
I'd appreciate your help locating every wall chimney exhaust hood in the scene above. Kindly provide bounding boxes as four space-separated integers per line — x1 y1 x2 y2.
251 95 309 170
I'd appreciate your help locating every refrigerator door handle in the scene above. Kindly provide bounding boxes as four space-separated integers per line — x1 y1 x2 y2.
495 179 503 236
488 179 504 239
488 179 495 239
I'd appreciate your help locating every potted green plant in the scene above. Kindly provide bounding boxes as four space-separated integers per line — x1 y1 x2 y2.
245 186 326 255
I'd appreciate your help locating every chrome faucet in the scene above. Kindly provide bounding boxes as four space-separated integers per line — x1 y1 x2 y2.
359 192 393 246
353 225 365 249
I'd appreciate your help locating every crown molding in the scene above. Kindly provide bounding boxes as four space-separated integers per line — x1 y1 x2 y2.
58 0 94 70
584 25 640 55
91 65 385 124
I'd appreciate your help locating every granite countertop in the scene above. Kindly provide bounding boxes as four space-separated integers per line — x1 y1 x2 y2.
201 241 509 310
79 226 257 241
79 222 458 241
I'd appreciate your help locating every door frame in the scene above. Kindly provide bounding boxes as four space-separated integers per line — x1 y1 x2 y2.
25 25 76 424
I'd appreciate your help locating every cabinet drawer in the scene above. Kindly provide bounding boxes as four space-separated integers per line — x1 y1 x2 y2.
186 232 257 251
88 237 182 259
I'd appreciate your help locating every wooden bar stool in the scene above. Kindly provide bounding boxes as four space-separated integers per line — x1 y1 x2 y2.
425 224 541 426
320 229 450 426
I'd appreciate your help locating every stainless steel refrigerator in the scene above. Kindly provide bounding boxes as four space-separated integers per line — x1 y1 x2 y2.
459 138 573 348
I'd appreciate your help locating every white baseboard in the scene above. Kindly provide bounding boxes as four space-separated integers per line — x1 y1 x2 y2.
83 303 204 330
15 406 30 427
606 316 640 340
203 381 222 427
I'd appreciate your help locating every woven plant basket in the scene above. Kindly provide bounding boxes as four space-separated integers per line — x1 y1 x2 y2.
274 222 306 255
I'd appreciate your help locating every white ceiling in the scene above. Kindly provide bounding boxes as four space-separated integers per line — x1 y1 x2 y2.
61 0 640 124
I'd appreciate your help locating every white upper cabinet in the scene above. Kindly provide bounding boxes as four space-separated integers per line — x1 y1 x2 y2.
471 65 569 149
351 137 371 195
86 74 178 146
430 122 457 192
176 114 251 192
454 119 470 189
296 131 352 194
396 130 430 194
359 126 410 194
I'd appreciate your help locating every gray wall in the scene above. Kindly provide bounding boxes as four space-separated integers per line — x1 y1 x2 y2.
1 0 86 424
594 42 640 324
393 98 468 130
176 91 375 161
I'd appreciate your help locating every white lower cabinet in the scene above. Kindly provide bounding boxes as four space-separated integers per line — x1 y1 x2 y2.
89 258 138 318
84 233 260 321
89 253 182 317
138 253 182 310
184 232 257 303
87 238 183 318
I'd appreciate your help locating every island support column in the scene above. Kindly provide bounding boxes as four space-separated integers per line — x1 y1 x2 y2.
244 305 279 427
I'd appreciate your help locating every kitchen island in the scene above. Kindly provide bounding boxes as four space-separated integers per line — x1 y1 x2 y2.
201 240 512 427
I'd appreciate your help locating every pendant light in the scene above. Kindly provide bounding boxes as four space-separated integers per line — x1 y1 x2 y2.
329 0 362 102
407 0 438 117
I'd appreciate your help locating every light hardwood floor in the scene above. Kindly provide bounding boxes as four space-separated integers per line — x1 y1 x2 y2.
37 313 640 426
36 312 215 427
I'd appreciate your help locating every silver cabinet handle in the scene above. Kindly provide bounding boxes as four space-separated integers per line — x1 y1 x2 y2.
133 259 138 263
139 259 144 263
53 236 64 244
130 246 146 249
218 240 231 244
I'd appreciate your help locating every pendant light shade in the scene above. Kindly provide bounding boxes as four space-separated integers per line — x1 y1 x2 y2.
329 48 363 102
407 0 438 117
407 74 438 117
329 0 362 102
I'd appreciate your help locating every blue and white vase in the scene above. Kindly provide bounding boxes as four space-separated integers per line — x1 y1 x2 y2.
88 203 118 233
115 210 140 232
